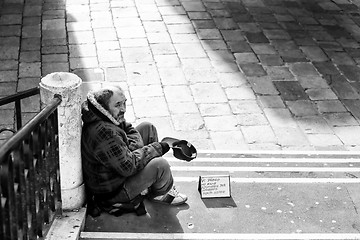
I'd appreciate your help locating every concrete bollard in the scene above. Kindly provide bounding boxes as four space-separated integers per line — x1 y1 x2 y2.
40 72 85 211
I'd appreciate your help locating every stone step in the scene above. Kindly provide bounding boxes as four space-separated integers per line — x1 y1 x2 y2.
80 151 360 240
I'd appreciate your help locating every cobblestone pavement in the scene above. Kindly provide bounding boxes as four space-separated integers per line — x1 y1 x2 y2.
2 0 360 151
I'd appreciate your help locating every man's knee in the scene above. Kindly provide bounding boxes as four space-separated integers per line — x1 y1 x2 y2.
148 157 170 170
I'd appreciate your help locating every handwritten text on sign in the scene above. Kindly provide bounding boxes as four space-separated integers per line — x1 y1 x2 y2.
198 175 231 198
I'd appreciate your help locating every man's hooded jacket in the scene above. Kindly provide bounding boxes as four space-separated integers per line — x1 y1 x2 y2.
81 91 164 195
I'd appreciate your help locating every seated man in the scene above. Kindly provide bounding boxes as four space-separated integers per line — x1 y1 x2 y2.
81 85 187 215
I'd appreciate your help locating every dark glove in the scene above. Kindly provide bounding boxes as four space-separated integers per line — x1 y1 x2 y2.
159 142 170 154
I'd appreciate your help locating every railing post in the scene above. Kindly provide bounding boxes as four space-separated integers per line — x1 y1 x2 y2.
39 72 85 210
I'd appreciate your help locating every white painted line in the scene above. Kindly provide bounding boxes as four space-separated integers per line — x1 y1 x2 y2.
174 177 360 183
166 157 360 163
197 149 360 156
81 232 360 240
171 166 360 172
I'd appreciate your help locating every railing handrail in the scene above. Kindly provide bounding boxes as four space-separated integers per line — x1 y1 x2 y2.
0 87 40 106
0 95 62 164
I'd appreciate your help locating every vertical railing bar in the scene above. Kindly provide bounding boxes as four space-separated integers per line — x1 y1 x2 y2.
17 143 29 240
15 100 22 131
6 154 18 239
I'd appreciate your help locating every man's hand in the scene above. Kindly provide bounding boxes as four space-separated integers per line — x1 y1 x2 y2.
159 142 170 155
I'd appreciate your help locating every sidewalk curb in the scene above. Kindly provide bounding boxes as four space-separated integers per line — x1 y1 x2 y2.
45 207 87 240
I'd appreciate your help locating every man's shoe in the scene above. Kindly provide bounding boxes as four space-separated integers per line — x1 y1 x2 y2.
150 186 187 205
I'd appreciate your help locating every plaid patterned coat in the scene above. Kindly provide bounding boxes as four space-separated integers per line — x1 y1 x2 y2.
81 98 163 195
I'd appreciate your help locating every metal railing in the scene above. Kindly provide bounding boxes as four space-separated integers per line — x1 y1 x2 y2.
0 87 40 133
0 94 63 239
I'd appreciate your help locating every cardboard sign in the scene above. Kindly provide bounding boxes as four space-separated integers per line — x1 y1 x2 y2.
198 175 231 198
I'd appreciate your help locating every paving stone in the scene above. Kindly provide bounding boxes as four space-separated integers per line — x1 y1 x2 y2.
182 1 206 11
122 47 153 63
318 41 343 51
234 52 258 64
204 115 239 131
279 49 308 63
211 60 240 73
271 40 298 51
330 74 360 100
0 70 17 82
198 103 232 116
0 14 22 25
154 54 180 68
132 97 169 117
220 29 245 41
150 43 176 55
196 28 222 40
313 62 340 76
191 83 227 103
0 25 21 37
208 9 232 18
206 50 234 62
306 133 343 146
328 51 356 65
233 14 254 24
258 54 283 66
213 18 238 30
227 41 252 53
225 86 256 100
19 62 41 78
0 109 14 125
69 44 97 57
181 58 212 69
0 60 18 71
188 11 212 20
241 125 276 144
264 66 294 80
272 126 310 146
273 81 308 101
183 68 218 83
306 88 338 101
130 85 163 99
258 95 285 108
42 38 67 47
0 46 19 60
158 68 186 85
164 85 193 102
174 43 207 58
238 63 266 77
297 76 329 89
201 40 227 51
252 14 277 23
323 112 359 126
235 112 269 126
263 29 291 40
229 100 263 114
72 68 105 82
244 32 269 43
300 46 328 62
337 65 360 82
125 62 161 85
296 116 333 134
250 43 276 55
43 62 69 75
173 113 205 131
286 100 318 117
168 102 199 114
315 100 348 113
247 76 279 95
217 72 248 87
0 82 17 95
42 45 68 54
191 20 216 29
42 53 67 63
289 63 319 77
162 15 191 25
209 131 248 150
70 57 98 70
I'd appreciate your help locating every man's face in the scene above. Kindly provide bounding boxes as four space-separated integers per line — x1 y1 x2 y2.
108 89 127 123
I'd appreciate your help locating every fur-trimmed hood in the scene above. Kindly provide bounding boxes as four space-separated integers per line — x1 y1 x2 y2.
81 91 121 126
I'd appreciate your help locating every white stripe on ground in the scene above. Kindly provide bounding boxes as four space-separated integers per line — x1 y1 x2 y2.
170 166 360 172
174 177 360 183
166 157 360 163
81 232 360 240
